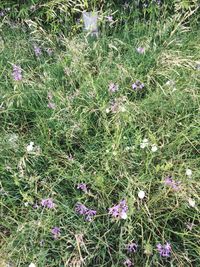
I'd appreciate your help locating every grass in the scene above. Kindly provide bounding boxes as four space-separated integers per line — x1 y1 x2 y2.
0 14 200 267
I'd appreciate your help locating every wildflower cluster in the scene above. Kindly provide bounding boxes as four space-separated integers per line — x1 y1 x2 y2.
123 242 138 266
51 227 61 239
33 45 42 57
41 198 55 209
132 80 144 90
126 242 138 253
108 82 119 93
164 176 181 191
157 242 171 257
12 64 22 81
140 138 158 152
109 199 128 220
33 45 53 57
106 96 127 114
75 203 96 221
77 183 88 193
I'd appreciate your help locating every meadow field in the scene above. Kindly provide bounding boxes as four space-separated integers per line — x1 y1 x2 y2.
0 7 200 267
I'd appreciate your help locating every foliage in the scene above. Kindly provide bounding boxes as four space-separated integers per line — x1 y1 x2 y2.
0 11 200 266
0 0 199 35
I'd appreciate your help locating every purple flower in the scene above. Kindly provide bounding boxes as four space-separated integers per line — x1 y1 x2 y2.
77 183 88 193
85 209 97 221
51 227 60 239
109 82 119 93
47 102 56 109
12 64 22 81
75 203 88 215
109 199 128 220
132 83 137 90
41 198 55 209
131 80 144 90
34 45 42 57
0 11 5 17
126 242 138 253
136 47 145 54
124 259 133 267
164 176 181 191
157 242 171 257
75 203 96 221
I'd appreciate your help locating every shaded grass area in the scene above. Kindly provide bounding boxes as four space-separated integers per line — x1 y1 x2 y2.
0 18 200 267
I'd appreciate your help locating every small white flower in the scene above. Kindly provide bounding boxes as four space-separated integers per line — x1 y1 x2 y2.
140 143 146 149
166 80 175 86
140 138 149 149
24 202 29 207
121 212 127 219
188 198 195 208
138 190 145 199
106 108 110 113
186 169 192 177
26 142 34 152
29 263 36 267
151 144 158 152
